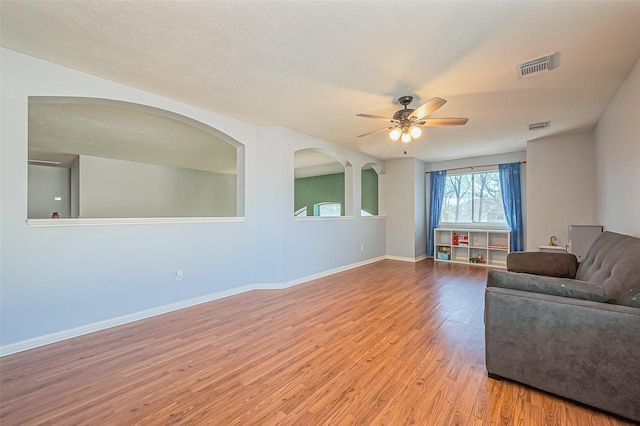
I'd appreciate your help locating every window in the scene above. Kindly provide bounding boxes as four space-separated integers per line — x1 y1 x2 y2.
294 206 308 217
313 202 341 217
440 171 506 225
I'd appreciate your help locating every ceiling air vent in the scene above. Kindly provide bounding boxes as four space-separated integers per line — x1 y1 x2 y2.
518 53 557 78
528 121 550 131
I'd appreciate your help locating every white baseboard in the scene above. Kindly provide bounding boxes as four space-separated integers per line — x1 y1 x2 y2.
0 256 387 357
386 255 427 263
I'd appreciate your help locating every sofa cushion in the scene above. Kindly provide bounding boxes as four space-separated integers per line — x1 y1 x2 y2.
507 252 578 278
617 285 640 308
576 231 640 301
487 270 611 303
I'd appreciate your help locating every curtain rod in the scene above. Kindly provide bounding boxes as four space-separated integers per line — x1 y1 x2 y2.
440 160 527 173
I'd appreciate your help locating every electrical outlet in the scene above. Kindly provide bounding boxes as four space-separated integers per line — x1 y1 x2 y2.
176 270 183 281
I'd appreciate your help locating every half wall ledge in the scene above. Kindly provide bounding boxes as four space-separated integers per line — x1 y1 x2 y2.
26 217 245 227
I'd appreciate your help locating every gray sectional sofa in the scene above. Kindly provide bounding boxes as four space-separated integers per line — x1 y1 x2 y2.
485 231 640 422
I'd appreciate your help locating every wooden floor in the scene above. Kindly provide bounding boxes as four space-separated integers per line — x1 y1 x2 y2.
0 259 635 425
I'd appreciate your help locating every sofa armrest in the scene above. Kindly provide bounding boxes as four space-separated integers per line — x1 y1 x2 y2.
487 270 610 302
485 287 640 422
507 252 578 278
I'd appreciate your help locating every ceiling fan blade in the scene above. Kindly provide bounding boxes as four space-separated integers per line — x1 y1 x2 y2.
420 117 469 126
410 97 447 121
356 113 398 122
357 126 394 137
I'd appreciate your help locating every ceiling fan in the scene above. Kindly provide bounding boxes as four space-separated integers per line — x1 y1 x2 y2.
356 95 468 143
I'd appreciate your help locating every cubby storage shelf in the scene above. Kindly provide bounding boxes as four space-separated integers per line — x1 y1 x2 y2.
434 228 510 268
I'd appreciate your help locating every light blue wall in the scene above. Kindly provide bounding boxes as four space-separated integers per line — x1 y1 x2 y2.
0 48 386 351
77 155 237 218
381 158 418 259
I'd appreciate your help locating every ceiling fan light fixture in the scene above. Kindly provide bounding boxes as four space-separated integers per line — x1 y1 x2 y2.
389 128 402 141
358 95 468 142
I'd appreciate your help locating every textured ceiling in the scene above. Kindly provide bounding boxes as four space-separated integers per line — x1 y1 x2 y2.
2 1 640 164
28 98 238 174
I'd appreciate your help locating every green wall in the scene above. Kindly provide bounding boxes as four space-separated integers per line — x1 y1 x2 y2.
294 169 378 216
361 168 379 215
295 172 345 216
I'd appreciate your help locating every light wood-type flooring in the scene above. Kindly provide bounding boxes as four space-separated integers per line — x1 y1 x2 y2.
1 259 635 425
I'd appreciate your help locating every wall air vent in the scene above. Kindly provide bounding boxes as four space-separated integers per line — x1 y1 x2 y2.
527 121 550 131
518 53 557 78
28 159 62 166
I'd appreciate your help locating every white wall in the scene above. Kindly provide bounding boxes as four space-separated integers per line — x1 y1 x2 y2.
386 152 527 262
278 127 387 281
78 155 236 217
414 159 427 259
0 48 386 352
28 165 71 218
595 58 640 236
524 59 639 246
70 157 79 218
381 158 418 260
379 157 427 261
425 152 526 174
526 132 596 250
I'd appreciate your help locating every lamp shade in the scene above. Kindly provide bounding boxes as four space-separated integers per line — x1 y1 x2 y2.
401 132 412 143
410 126 423 139
389 128 401 141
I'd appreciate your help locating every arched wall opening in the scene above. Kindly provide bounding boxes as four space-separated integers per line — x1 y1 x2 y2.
293 148 352 217
361 162 381 216
27 97 245 219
